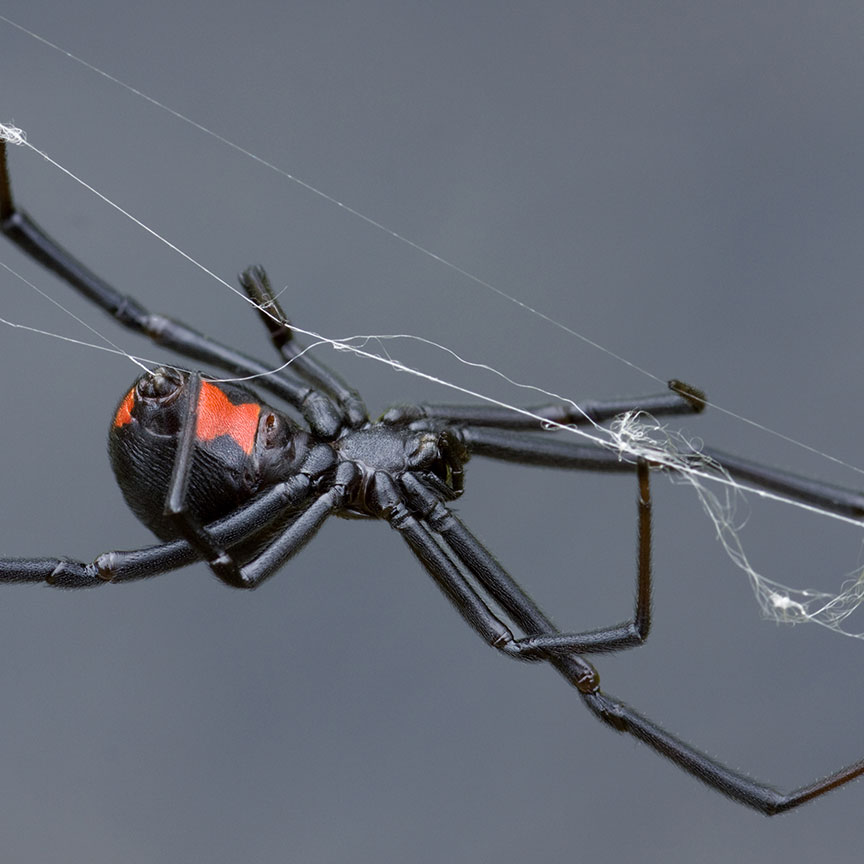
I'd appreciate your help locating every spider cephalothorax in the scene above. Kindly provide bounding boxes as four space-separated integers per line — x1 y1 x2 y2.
3 136 864 813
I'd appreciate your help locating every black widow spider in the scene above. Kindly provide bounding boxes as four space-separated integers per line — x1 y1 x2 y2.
2 137 864 814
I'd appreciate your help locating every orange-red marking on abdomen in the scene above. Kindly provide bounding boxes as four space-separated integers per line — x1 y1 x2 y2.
113 388 135 427
195 381 260 454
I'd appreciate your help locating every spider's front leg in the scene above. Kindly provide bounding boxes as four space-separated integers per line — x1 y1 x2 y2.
387 377 864 520
397 461 654 659
382 379 706 429
578 685 864 814
388 466 864 814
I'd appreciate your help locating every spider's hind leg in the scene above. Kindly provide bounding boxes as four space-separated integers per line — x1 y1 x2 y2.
0 139 352 439
239 265 368 427
161 371 246 587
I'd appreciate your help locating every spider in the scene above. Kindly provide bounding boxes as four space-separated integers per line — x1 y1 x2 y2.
2 137 864 814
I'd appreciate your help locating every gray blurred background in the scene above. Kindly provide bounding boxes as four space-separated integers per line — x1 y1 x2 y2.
1 2 863 861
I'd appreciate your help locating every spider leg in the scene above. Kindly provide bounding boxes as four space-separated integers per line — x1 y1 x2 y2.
580 689 864 814
0 476 315 588
383 379 705 428
0 140 346 438
397 477 864 814
387 494 594 670
461 426 864 519
696 444 864 519
402 463 652 655
378 470 639 682
232 480 348 589
162 376 350 590
463 426 634 470
238 265 368 427
161 371 246 586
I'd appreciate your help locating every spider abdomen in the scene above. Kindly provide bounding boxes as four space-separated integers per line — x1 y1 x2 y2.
108 367 310 541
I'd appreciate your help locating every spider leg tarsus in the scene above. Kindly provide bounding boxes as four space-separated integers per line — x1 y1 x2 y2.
239 265 294 350
668 379 707 413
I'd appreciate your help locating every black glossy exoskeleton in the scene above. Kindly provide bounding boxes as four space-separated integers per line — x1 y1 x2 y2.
3 136 864 814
